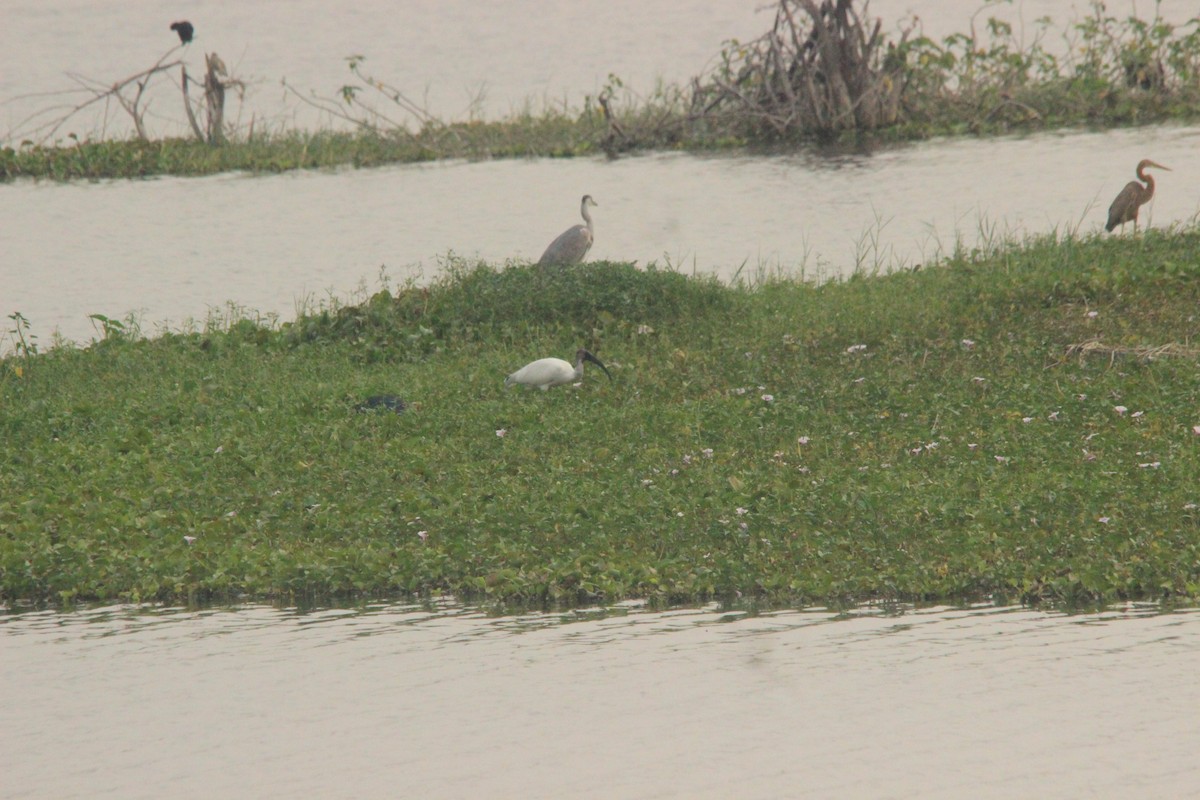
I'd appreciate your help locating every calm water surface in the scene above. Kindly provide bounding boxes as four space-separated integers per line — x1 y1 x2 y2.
3 124 1199 346
3 600 1199 798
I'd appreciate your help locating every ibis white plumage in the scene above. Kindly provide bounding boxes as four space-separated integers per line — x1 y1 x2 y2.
505 348 612 390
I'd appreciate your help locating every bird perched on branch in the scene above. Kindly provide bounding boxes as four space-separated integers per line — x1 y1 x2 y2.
505 348 611 390
538 195 598 267
1106 159 1170 233
170 21 194 45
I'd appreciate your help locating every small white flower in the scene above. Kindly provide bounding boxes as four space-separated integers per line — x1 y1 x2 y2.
736 507 749 516
961 339 976 349
496 428 507 438
968 443 979 451
183 535 197 545
1138 462 1161 469
995 455 1010 464
1048 411 1060 421
682 454 692 465
224 511 237 518
973 376 986 384
213 445 224 455
641 479 654 487
1083 449 1097 461
798 436 810 445
910 446 923 455
636 324 654 335
1193 426 1200 436
669 468 680 476
925 441 939 450
1184 503 1198 510
1114 406 1128 415
762 394 774 403
1077 394 1087 401
1087 310 1099 318
1131 411 1144 418
1098 516 1110 524
735 387 747 396
702 448 714 458
846 344 867 354
853 377 866 384
797 466 810 473
739 522 749 532
417 530 428 542
677 511 684 517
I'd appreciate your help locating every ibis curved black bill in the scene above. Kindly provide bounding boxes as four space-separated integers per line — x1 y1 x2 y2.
581 349 612 382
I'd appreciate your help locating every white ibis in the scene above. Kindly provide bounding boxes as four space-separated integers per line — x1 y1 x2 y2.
537 195 597 267
505 348 611 390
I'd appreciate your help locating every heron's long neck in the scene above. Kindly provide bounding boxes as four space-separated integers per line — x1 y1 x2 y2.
1136 164 1156 197
581 201 594 233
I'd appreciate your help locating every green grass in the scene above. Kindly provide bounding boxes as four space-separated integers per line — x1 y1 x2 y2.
3 232 1200 609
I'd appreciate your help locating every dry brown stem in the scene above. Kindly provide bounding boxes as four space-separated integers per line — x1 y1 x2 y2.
691 0 913 138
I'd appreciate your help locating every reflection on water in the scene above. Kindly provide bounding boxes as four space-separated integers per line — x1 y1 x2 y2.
3 123 1200 349
3 600 1199 798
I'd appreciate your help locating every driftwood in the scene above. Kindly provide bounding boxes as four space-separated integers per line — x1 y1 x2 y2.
691 0 913 138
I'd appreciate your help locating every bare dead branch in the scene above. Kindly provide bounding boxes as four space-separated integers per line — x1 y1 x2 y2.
690 0 913 139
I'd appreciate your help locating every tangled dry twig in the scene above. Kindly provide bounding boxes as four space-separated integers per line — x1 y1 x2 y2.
690 0 914 139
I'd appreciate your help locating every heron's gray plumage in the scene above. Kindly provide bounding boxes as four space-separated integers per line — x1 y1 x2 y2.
538 195 597 267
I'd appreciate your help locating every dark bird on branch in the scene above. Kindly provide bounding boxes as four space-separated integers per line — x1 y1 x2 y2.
170 21 194 44
1105 159 1170 233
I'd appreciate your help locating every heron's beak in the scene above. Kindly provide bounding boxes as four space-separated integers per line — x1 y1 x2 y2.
582 350 612 381
1152 161 1172 171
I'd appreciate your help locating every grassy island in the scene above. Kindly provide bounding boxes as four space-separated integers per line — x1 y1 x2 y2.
3 228 1200 608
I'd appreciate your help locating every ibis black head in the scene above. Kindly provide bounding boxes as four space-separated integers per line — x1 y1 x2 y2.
170 21 194 44
578 348 612 381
